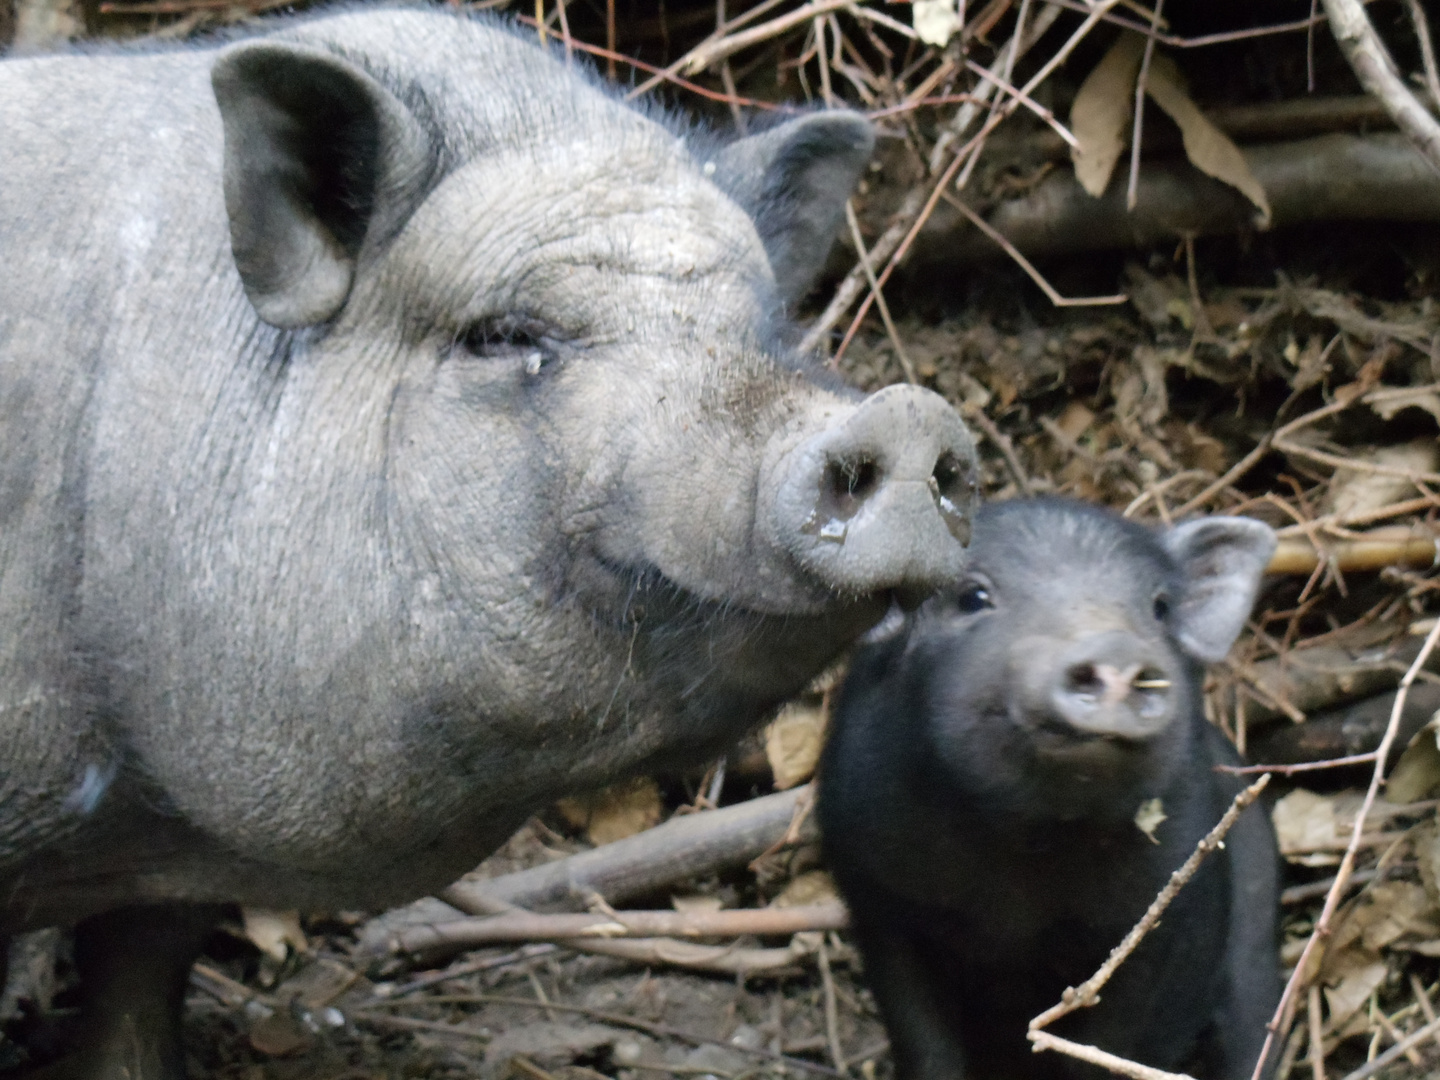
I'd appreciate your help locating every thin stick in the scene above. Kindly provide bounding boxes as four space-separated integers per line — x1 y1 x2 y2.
1372 1007 1424 1067
1127 0 1166 211
1308 985 1326 1080
355 993 845 1078
1028 1031 1194 1080
941 192 1128 307
1250 616 1440 1080
1030 775 1270 1034
827 0 1120 362
1404 0 1440 113
818 936 847 1074
605 0 615 79
801 2 1066 355
554 0 572 65
964 407 1032 495
1221 752 1377 776
844 200 917 383
1340 1015 1440 1080
379 902 848 954
1322 0 1440 175
962 58 1077 147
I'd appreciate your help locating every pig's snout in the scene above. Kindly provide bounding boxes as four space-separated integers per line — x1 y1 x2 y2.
1024 631 1176 741
765 385 978 596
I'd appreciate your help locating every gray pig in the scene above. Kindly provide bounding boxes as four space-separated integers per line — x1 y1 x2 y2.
0 9 978 1077
819 498 1279 1080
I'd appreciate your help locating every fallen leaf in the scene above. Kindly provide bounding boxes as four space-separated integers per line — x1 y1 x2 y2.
1272 788 1340 857
1070 31 1145 196
1387 721 1440 804
1144 52 1271 224
1054 401 1095 442
1417 821 1440 901
556 777 663 846
912 0 961 47
771 870 839 908
249 1011 314 1057
484 1023 625 1080
1134 797 1166 843
765 702 827 790
242 909 307 964
672 894 725 914
1327 440 1440 520
1368 387 1440 427
1355 881 1437 952
1321 955 1387 1033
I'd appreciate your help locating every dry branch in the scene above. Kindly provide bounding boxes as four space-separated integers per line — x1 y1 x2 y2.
1321 0 1440 175
1270 528 1440 575
358 785 816 954
356 993 846 1078
373 902 847 955
1030 776 1270 1029
911 134 1440 270
1250 619 1440 1080
1028 776 1270 1078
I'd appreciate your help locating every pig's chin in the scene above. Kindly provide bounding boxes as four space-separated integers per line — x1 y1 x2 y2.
576 542 892 622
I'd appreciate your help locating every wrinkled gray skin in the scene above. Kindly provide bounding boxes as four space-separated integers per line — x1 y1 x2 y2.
0 8 978 1076
819 499 1279 1080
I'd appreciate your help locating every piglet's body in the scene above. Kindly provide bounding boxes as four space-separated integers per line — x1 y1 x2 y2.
819 499 1280 1080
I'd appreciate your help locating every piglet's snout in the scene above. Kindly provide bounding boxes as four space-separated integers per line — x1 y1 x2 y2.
1020 631 1176 741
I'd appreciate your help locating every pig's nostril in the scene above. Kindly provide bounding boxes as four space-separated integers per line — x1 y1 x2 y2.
822 457 880 520
931 453 967 500
1065 662 1104 698
928 451 974 546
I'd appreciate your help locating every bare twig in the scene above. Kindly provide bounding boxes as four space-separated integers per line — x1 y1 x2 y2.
817 936 847 1074
1127 0 1166 211
1250 617 1440 1080
1027 1031 1195 1080
940 192 1128 307
844 200 916 383
1322 0 1440 174
1307 985 1326 1080
1405 0 1440 113
801 1 1067 355
356 993 846 1078
1031 775 1270 1033
1269 529 1440 575
1340 1014 1440 1080
376 902 848 955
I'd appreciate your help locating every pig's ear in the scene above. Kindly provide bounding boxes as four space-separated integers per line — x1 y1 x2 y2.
710 112 874 306
211 42 434 329
1163 517 1276 664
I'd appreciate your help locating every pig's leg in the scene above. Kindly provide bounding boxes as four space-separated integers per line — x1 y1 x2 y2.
853 922 967 1080
68 905 222 1080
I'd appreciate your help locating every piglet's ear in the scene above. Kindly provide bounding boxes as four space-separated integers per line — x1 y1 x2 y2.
211 42 433 328
710 112 874 307
1163 517 1277 664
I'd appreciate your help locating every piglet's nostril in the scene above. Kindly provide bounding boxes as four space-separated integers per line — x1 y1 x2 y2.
1065 662 1169 708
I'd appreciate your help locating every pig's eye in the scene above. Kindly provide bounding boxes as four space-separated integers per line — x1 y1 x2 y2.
953 582 993 614
455 315 560 374
1153 594 1171 621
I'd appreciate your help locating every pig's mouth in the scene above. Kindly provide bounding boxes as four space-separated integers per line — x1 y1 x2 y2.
581 545 900 624
1026 714 1153 756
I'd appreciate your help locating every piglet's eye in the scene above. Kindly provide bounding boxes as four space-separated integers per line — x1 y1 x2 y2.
1153 595 1171 621
954 582 993 614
